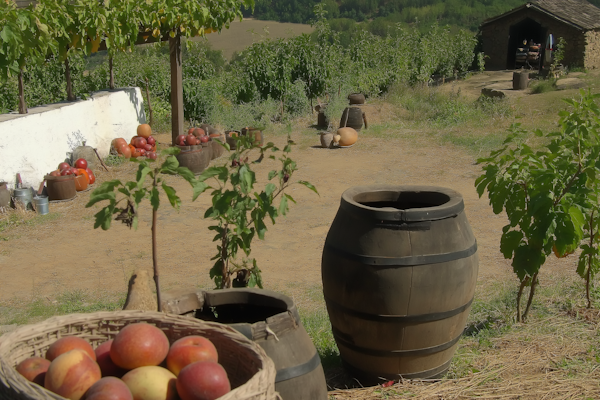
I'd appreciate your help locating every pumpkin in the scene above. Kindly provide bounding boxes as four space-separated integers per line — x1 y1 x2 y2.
336 127 358 147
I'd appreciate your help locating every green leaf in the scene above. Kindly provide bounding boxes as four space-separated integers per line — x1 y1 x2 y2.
150 187 160 211
161 147 181 156
93 206 114 230
298 180 318 195
161 155 180 172
192 181 209 201
198 166 228 182
136 166 152 189
88 180 122 197
176 167 196 183
284 193 296 204
278 195 288 216
133 189 146 206
86 191 115 208
264 183 277 197
568 206 585 239
162 183 181 209
512 245 545 280
500 230 523 259
255 217 267 240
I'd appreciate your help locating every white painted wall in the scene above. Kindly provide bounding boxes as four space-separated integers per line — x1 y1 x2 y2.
0 88 146 189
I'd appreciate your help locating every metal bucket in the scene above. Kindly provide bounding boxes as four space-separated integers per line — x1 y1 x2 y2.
33 196 49 215
12 188 33 210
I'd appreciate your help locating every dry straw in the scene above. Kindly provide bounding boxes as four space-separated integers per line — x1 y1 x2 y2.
0 310 278 400
328 315 600 399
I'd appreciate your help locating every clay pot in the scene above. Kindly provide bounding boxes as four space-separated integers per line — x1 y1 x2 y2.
0 182 10 209
210 132 226 159
74 174 88 191
241 127 264 146
337 127 358 147
348 93 366 105
226 131 240 150
320 132 334 148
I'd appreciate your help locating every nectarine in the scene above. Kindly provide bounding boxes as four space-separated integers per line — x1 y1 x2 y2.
166 336 218 376
95 339 127 378
15 356 50 386
44 348 101 400
46 336 96 362
85 376 133 400
176 361 231 400
121 366 178 400
110 323 169 370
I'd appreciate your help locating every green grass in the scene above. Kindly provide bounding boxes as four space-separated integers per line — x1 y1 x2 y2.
530 78 558 94
0 212 61 242
0 290 125 328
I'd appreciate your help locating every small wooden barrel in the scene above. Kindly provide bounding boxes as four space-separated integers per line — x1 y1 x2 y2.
340 107 365 131
210 133 226 159
163 288 328 400
513 71 529 90
242 127 264 146
44 175 76 201
322 185 478 384
175 146 211 175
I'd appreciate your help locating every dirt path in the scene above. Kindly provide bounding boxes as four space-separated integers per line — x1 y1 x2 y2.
0 104 577 307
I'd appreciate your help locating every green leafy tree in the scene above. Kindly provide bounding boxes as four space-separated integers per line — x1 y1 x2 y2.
196 136 318 289
475 90 600 320
87 149 207 311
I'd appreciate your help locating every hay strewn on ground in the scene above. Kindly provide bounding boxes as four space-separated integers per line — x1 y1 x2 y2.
329 314 600 399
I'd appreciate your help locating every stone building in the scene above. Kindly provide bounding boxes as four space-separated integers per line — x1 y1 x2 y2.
480 0 600 70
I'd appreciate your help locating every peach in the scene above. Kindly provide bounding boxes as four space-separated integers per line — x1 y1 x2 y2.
176 361 231 400
121 366 177 400
85 376 133 400
95 340 127 378
166 336 218 376
110 323 169 370
15 356 50 386
44 348 101 400
46 336 96 361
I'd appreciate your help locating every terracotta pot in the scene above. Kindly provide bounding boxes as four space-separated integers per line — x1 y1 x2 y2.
320 132 334 148
241 127 264 147
74 174 88 191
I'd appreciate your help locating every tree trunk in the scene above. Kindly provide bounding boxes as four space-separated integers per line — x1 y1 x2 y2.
65 58 75 101
522 272 539 322
109 56 115 90
145 77 153 127
169 35 184 146
152 174 162 312
18 68 27 114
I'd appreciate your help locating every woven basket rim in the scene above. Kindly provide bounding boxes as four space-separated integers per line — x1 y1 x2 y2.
0 310 277 400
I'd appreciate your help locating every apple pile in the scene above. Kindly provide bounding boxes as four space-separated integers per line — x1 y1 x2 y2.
15 323 231 400
112 124 158 160
47 158 96 191
176 127 211 147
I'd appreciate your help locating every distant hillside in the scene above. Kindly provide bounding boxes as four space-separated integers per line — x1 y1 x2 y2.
196 18 314 60
244 0 599 31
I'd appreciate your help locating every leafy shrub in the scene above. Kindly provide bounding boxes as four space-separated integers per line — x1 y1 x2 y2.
284 80 310 117
530 79 557 94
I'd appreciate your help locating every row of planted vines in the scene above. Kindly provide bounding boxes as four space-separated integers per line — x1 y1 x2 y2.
0 2 479 128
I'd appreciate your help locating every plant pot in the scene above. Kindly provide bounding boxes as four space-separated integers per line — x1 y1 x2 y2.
0 311 278 400
348 93 365 105
321 185 479 385
162 288 328 400
226 131 240 150
44 175 76 201
241 127 264 147
175 146 211 175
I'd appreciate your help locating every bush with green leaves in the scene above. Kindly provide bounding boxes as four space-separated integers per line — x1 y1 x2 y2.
476 90 600 321
195 135 318 289
86 148 206 310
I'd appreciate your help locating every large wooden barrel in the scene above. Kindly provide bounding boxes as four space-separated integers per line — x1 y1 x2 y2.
340 107 365 131
321 185 478 385
162 288 328 400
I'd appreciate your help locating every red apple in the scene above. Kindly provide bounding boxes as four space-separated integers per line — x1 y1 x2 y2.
176 361 231 400
44 348 101 400
143 144 153 152
95 340 127 378
187 127 195 135
186 134 196 145
85 168 96 185
16 356 50 386
176 135 186 146
146 152 157 161
74 158 88 169
146 136 156 146
192 128 205 138
58 162 71 171
200 135 209 144
85 377 133 400
46 336 96 362
61 168 73 176
121 366 177 400
49 170 61 177
166 336 218 376
110 323 169 370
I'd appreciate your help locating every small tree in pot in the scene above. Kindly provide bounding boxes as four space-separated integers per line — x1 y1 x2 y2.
197 134 318 289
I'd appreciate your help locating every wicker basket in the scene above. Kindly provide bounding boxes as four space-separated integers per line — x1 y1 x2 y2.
0 311 278 400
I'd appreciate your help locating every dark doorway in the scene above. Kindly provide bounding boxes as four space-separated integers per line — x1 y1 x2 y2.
507 18 546 69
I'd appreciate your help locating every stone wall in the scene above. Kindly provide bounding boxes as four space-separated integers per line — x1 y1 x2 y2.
481 8 585 70
584 30 600 69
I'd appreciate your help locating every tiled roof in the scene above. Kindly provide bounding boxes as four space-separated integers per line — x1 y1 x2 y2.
481 0 600 30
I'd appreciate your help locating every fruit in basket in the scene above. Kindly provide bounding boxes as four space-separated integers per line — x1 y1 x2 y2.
166 336 218 376
75 174 89 191
137 124 152 139
61 168 73 176
200 135 209 144
16 356 51 386
121 366 178 400
186 134 196 145
176 135 186 146
74 158 88 169
46 336 96 362
95 340 127 378
176 361 231 400
85 168 96 185
146 136 156 146
85 377 133 400
49 170 61 177
110 323 169 370
44 348 102 400
192 128 205 138
132 137 147 149
58 162 71 171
